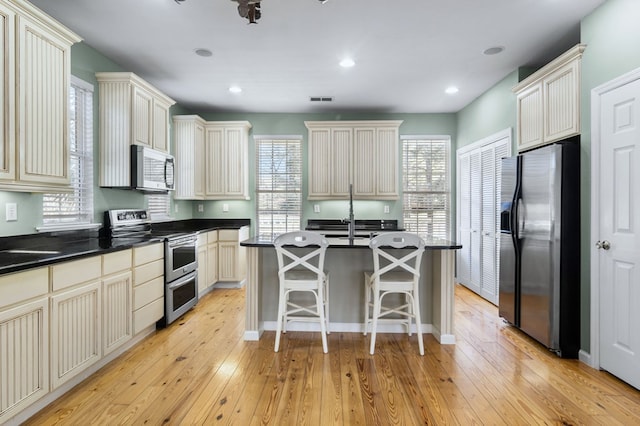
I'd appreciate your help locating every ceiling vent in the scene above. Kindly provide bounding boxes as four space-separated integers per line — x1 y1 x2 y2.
310 96 333 102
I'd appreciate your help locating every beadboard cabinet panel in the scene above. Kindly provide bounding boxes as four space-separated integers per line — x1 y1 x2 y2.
102 271 133 356
96 72 175 187
0 297 49 420
514 44 584 152
174 115 206 200
50 281 101 389
204 121 251 200
306 121 401 200
0 0 80 192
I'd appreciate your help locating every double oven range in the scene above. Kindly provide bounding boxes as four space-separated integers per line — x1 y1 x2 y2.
103 209 198 326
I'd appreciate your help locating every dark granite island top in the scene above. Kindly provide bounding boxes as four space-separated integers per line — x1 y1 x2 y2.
241 233 461 346
240 234 461 249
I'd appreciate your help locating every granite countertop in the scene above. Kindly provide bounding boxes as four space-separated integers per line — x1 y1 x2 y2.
240 233 462 250
0 218 251 276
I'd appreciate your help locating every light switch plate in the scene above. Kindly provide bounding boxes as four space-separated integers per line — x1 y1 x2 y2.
222 203 229 213
198 204 204 212
6 203 17 221
314 204 320 213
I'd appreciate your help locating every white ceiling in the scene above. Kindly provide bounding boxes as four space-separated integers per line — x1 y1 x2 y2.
29 0 606 114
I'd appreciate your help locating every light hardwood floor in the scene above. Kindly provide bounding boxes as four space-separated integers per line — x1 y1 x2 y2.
25 285 640 425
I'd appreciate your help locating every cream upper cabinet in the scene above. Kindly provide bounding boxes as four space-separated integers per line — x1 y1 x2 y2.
353 125 399 199
514 44 585 152
173 115 206 200
307 126 352 199
96 72 175 187
204 121 252 200
306 120 402 200
0 0 81 192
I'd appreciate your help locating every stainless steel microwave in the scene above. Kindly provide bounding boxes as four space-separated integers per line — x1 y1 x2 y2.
131 145 175 192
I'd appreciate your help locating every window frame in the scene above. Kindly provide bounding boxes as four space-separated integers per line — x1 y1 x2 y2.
39 76 98 232
254 135 303 238
401 135 452 240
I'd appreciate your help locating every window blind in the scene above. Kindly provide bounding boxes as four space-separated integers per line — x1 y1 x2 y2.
402 138 451 239
146 193 171 220
255 138 302 237
42 78 94 225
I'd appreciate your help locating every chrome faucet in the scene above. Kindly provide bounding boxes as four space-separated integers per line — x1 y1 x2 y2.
343 184 355 240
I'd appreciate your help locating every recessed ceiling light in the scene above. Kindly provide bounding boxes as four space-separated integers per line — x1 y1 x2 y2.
194 48 213 57
445 86 459 95
483 46 505 55
229 86 242 94
339 58 355 68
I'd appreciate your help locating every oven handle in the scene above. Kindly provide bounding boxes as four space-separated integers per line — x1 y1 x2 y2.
167 272 196 290
167 237 198 249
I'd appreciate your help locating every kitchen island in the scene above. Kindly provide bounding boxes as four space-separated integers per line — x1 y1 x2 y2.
240 234 462 344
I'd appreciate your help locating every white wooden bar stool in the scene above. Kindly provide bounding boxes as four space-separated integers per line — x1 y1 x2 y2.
273 231 330 353
364 232 426 355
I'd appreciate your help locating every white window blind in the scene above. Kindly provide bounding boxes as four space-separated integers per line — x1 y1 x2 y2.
255 137 302 237
42 77 94 226
146 193 171 221
402 137 451 239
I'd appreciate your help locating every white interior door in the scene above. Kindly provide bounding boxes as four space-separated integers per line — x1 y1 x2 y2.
597 76 640 389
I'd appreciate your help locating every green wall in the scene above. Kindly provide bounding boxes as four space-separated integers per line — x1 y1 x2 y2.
455 70 518 151
194 112 457 233
578 0 640 351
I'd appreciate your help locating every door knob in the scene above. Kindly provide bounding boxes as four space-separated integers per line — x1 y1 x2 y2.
595 240 611 250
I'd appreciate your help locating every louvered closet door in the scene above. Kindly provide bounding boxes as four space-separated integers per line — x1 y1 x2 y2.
456 154 471 286
469 151 482 293
456 133 511 304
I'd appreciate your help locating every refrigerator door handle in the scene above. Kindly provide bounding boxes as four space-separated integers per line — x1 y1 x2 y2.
515 197 525 239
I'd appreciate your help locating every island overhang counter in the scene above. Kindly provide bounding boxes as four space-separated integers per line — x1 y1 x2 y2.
240 235 462 345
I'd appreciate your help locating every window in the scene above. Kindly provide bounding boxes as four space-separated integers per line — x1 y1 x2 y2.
402 136 451 239
42 76 94 228
146 193 171 221
255 136 302 237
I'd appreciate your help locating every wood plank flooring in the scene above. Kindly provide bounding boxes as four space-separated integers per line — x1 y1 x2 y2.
25 285 640 425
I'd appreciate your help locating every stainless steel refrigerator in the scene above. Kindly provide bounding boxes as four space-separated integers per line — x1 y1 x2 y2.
498 140 580 358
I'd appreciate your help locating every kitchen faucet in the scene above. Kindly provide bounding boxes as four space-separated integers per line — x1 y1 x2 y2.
343 184 355 240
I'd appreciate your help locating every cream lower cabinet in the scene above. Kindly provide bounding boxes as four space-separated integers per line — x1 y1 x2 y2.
218 227 249 283
50 250 133 389
132 243 164 335
0 268 49 421
197 230 218 294
0 0 81 192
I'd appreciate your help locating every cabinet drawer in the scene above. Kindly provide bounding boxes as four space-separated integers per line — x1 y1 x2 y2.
0 268 49 310
133 243 164 266
134 276 164 310
218 229 238 241
134 298 164 335
102 249 132 276
197 233 208 247
51 256 102 292
207 230 218 244
134 259 164 286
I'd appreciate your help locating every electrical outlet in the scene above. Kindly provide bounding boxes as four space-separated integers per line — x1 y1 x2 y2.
6 203 17 221
174 204 179 213
198 204 204 213
223 203 229 213
314 204 320 213
384 205 390 214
